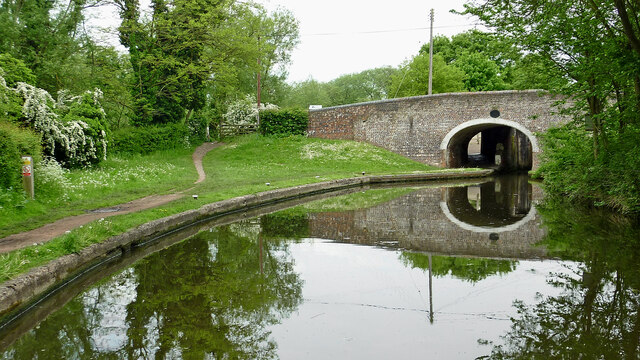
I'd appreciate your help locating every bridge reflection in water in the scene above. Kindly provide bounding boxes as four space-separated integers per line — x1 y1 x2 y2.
308 174 547 260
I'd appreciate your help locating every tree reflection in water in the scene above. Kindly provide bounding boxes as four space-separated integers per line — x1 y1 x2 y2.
2 221 303 359
485 200 640 359
400 252 518 283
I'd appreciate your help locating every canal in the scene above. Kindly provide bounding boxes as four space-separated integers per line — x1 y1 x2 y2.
1 175 639 359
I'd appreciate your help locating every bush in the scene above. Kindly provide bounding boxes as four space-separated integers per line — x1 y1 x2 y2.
110 123 193 154
223 94 278 126
0 53 36 87
536 124 640 213
55 92 109 168
259 108 308 136
0 121 42 190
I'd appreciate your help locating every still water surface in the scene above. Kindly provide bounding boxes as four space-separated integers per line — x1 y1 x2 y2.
1 175 639 359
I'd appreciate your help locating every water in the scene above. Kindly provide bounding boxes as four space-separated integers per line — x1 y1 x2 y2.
1 175 639 359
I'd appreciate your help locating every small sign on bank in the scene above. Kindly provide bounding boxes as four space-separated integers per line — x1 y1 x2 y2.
22 156 34 199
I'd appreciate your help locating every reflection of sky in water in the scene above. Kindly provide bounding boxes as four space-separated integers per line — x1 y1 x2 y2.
270 240 571 359
6 178 636 359
83 268 137 353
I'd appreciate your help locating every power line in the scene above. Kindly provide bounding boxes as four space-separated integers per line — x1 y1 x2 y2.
301 23 483 37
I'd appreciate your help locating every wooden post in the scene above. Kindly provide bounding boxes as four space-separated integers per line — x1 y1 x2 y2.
21 156 34 200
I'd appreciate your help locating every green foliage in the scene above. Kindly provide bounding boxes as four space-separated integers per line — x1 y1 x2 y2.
260 210 309 239
419 30 520 92
427 30 519 68
283 78 331 108
0 53 36 86
282 67 399 108
0 121 42 191
325 67 399 106
536 124 640 214
0 54 32 123
258 108 308 136
110 123 193 155
510 54 565 90
463 0 640 213
0 0 89 94
455 52 507 91
389 53 465 97
400 251 517 283
487 199 640 358
116 0 299 126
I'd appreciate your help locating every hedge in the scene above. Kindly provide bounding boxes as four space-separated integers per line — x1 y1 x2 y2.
0 122 42 190
110 123 191 155
259 108 308 136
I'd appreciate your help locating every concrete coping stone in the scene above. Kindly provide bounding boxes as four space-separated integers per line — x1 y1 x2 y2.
309 90 550 112
0 169 493 318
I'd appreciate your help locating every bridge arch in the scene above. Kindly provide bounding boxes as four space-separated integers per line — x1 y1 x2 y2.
307 91 569 170
440 118 539 171
440 201 537 234
438 176 537 234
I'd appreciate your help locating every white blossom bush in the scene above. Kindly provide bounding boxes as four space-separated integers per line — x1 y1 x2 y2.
35 157 71 201
223 94 278 125
11 81 108 168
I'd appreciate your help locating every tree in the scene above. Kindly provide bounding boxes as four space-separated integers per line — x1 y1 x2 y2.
0 221 303 358
325 67 399 106
180 2 299 130
115 0 237 125
455 52 507 91
421 30 518 91
485 200 640 358
0 0 107 94
282 78 331 108
389 53 465 97
462 0 640 212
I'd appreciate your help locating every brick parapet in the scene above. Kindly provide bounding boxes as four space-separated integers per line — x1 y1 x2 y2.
308 90 571 168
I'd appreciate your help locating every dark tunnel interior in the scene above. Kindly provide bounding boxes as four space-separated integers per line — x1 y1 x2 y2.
445 125 533 172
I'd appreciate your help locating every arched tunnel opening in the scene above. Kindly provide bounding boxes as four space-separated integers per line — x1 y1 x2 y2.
444 124 533 172
444 174 533 229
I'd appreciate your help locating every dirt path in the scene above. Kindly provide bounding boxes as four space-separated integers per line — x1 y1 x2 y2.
0 142 221 254
192 142 222 184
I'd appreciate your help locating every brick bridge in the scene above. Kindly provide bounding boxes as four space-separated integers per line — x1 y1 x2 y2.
307 176 548 260
307 90 569 171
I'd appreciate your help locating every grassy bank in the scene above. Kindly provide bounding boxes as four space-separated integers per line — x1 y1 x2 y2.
1 135 446 282
0 148 197 238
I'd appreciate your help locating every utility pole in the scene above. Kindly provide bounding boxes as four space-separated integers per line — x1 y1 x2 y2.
428 253 434 323
428 8 434 95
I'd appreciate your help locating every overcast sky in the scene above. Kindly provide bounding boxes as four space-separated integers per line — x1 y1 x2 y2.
88 0 480 83
259 0 480 83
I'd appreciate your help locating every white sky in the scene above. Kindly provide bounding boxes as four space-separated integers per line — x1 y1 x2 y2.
259 0 480 83
87 0 480 83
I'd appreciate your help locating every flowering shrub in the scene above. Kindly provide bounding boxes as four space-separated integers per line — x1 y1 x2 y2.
11 80 108 168
223 94 278 125
35 157 70 201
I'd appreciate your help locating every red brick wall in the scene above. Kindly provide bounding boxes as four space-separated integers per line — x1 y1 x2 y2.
307 90 571 168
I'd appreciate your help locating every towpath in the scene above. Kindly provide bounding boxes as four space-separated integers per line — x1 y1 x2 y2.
0 142 222 253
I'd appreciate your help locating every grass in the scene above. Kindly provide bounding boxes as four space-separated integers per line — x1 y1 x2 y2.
0 134 455 282
0 148 196 238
